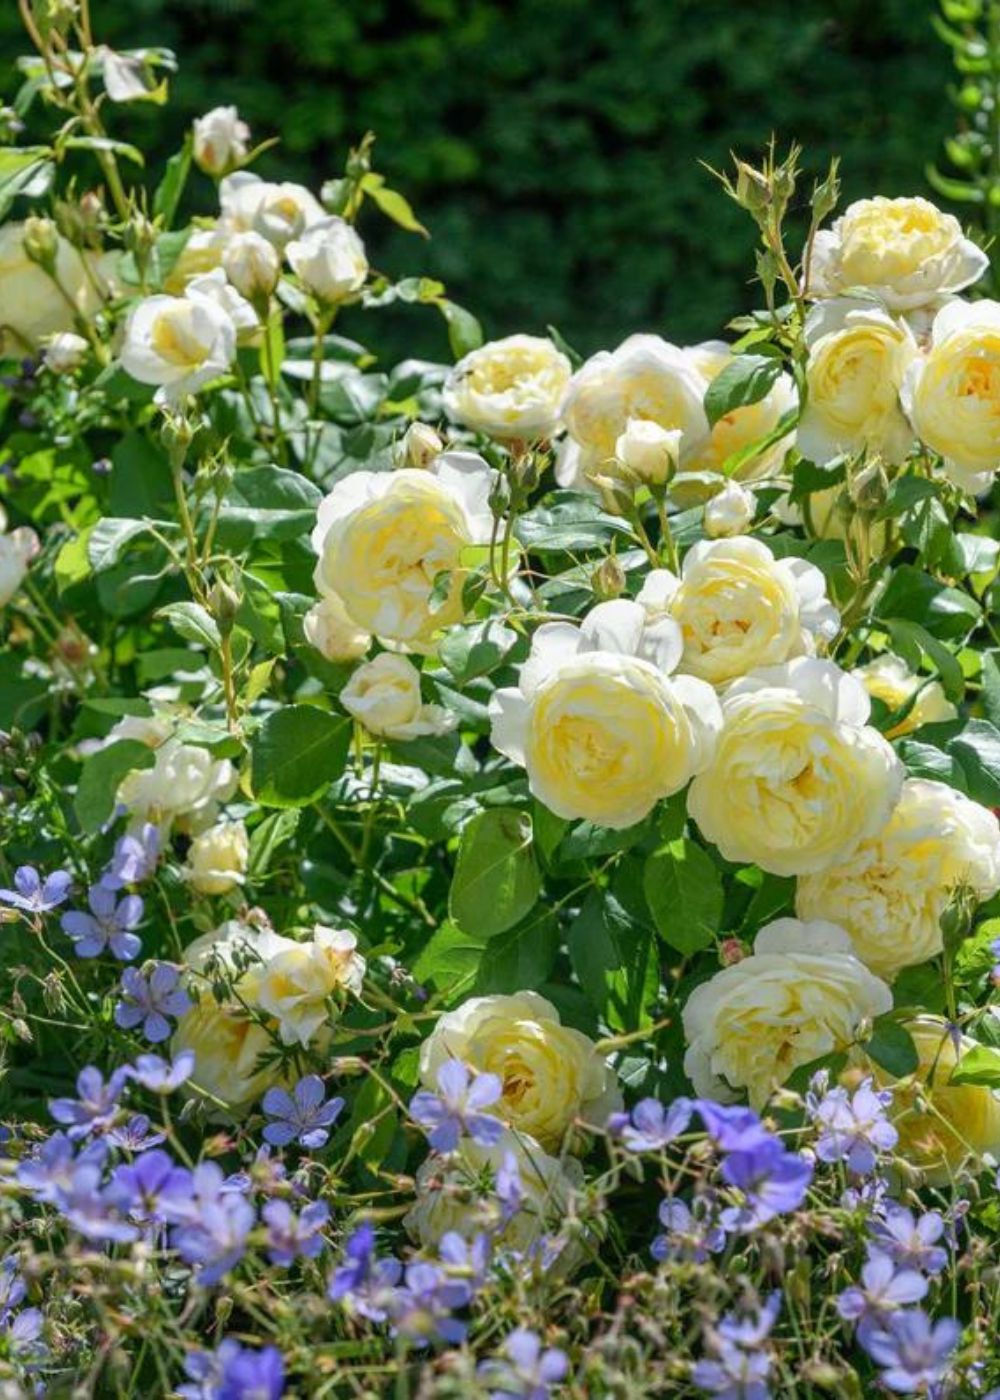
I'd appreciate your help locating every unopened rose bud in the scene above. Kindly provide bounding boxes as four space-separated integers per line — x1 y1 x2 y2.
398 421 442 469
124 213 157 263
43 331 89 374
22 217 59 273
222 230 280 301
848 460 889 514
79 190 105 230
208 579 241 635
192 106 250 178
615 418 680 486
704 479 755 538
733 160 771 219
719 937 746 966
591 554 626 600
286 217 368 305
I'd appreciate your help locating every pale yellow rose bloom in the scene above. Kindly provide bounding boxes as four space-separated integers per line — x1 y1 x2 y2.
444 334 571 440
340 653 455 740
797 299 917 465
854 654 957 739
635 539 839 689
404 1128 581 1257
303 593 371 663
856 1016 1000 1185
117 736 237 835
246 924 366 1047
185 820 249 895
683 918 891 1108
688 658 904 876
796 778 1000 979
0 222 104 354
418 992 621 1151
901 299 1000 493
685 341 797 480
490 599 721 829
311 453 497 651
809 196 988 310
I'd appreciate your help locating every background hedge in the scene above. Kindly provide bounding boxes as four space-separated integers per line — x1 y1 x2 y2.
1 0 953 362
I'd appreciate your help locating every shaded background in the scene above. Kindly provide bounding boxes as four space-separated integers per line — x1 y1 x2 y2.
1 0 955 363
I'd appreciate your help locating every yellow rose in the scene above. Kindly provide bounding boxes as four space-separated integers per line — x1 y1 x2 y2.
635 539 839 689
117 736 237 835
797 299 917 466
185 820 249 895
688 658 904 876
558 334 710 484
854 653 957 739
685 341 796 480
340 653 455 740
809 196 988 310
162 225 229 293
311 453 498 651
443 334 571 440
302 593 371 662
683 917 891 1108
0 222 103 354
490 600 721 829
796 778 1000 979
703 480 755 538
246 924 366 1048
418 992 621 1151
858 1016 1000 1184
404 1127 581 1257
901 299 1000 493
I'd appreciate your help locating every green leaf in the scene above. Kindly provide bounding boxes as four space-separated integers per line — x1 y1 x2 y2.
516 493 632 551
153 135 193 228
204 464 323 545
948 719 1000 805
643 839 722 956
885 619 964 704
438 620 518 685
948 1044 1000 1087
475 910 559 993
412 919 489 992
156 601 222 652
568 887 657 1032
250 706 352 808
360 172 429 237
437 299 483 359
74 739 155 833
87 517 167 573
0 146 54 220
449 808 541 939
247 809 301 878
704 353 783 428
865 1017 919 1077
876 564 980 640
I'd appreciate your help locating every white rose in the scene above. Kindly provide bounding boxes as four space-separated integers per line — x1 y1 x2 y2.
901 299 1000 493
184 268 258 342
340 653 455 740
688 657 904 875
43 331 90 374
397 421 444 469
245 924 366 1047
809 196 988 310
418 991 621 1151
0 222 103 354
443 334 571 441
120 287 236 406
636 539 839 688
854 653 957 739
220 172 325 247
185 820 249 895
106 712 173 749
221 230 281 301
797 299 917 466
703 480 755 538
0 528 39 607
683 917 892 1108
192 106 250 177
117 737 237 834
302 593 371 662
614 418 681 485
311 452 497 650
286 217 368 305
404 1127 580 1257
796 778 1000 979
163 225 229 293
557 334 710 484
490 599 720 829
685 341 797 480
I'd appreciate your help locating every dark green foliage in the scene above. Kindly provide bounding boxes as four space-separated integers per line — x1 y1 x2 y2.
0 0 951 361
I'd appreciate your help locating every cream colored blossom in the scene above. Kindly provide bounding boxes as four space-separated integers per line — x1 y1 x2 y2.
443 334 571 440
185 820 249 895
796 778 1000 979
117 737 237 835
340 653 455 740
809 196 988 310
418 992 621 1150
490 599 720 829
120 284 237 406
43 331 89 374
683 917 892 1107
219 171 325 247
685 340 797 480
0 222 103 354
302 593 371 662
192 106 250 177
286 217 368 304
854 654 957 738
901 298 1000 493
311 452 498 651
222 230 281 300
614 418 681 485
245 924 365 1047
635 539 839 689
797 298 917 465
0 527 39 607
703 480 755 538
688 658 904 875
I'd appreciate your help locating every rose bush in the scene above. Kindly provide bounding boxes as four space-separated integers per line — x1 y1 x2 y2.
5 8 1000 1399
